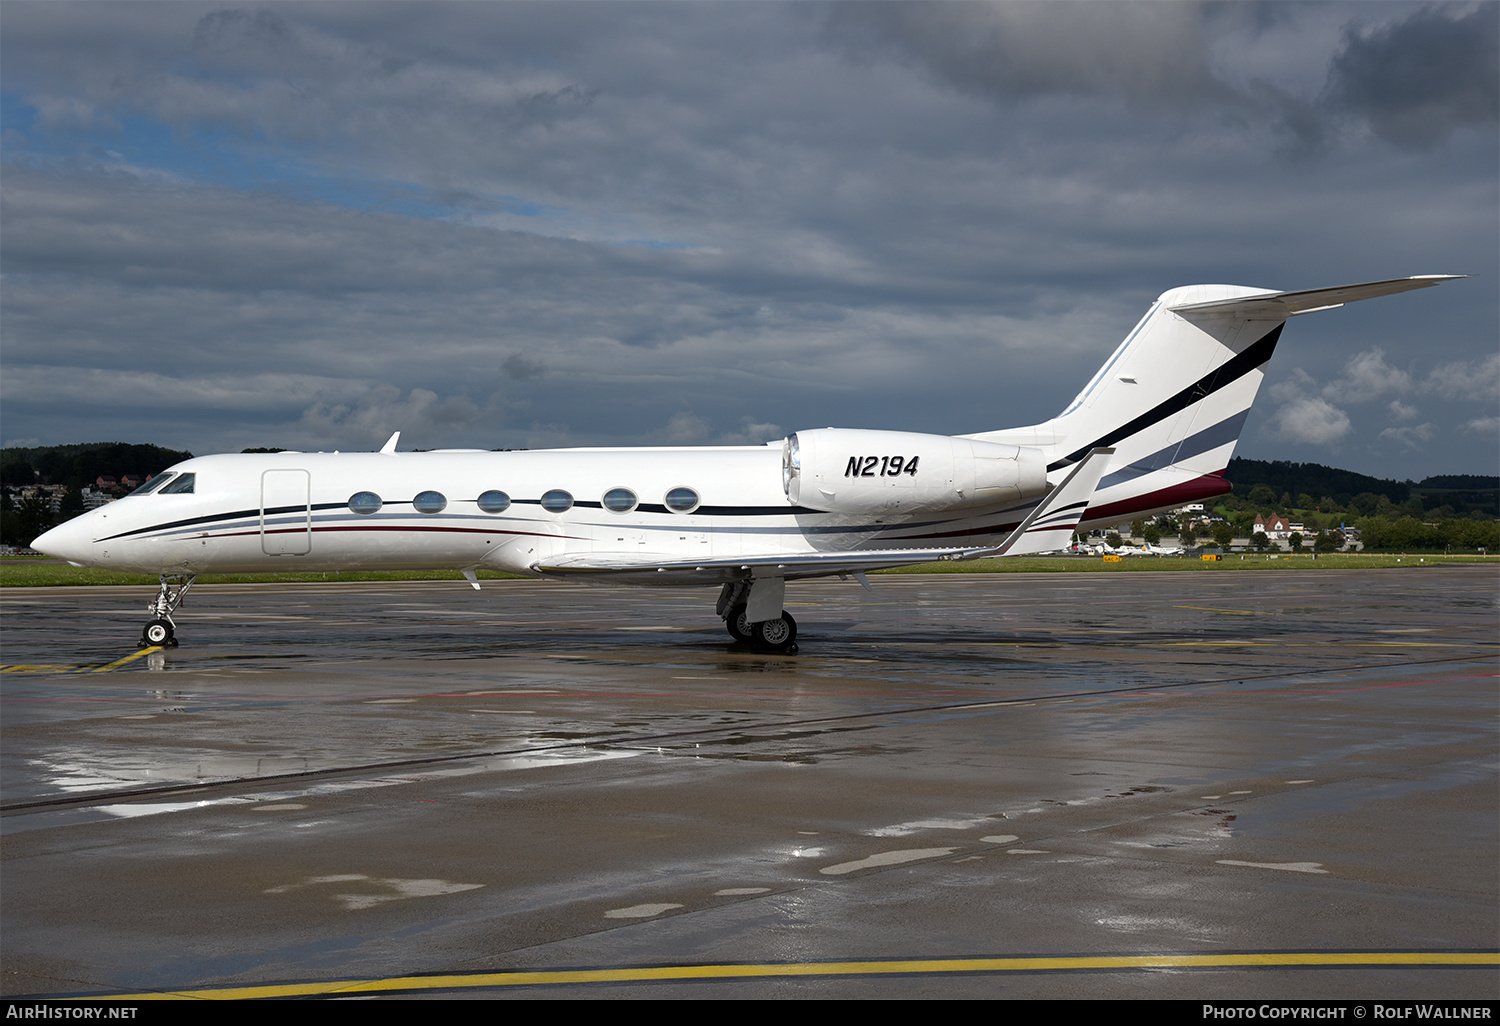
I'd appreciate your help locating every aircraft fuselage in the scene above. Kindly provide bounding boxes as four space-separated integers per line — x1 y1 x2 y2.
41 445 1046 581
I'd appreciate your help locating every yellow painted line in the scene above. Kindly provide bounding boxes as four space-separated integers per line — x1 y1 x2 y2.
94 951 1500 999
1173 605 1255 615
2 647 162 675
91 647 163 672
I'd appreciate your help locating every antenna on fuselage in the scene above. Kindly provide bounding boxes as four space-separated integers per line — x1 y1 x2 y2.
379 431 400 455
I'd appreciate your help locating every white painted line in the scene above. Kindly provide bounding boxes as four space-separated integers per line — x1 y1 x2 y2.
1217 860 1327 874
605 903 684 918
820 848 956 876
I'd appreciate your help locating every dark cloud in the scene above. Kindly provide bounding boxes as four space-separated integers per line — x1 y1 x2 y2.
0 2 1494 476
191 8 292 52
1325 2 1499 148
826 1 1235 109
502 354 545 381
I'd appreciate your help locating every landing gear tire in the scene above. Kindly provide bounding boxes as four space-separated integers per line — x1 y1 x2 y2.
725 604 754 643
753 610 797 652
142 573 194 649
142 619 175 648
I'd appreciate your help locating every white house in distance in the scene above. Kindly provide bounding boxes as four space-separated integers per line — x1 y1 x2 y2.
1252 514 1307 541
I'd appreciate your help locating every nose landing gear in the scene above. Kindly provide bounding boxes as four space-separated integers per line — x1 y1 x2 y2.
140 574 196 648
143 618 174 647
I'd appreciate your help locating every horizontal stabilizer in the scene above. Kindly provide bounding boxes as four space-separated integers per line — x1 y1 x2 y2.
1169 275 1464 319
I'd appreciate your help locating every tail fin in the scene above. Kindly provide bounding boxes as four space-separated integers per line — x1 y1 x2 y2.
967 276 1461 526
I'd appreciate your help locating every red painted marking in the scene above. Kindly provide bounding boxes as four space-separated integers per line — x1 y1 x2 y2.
1083 473 1232 524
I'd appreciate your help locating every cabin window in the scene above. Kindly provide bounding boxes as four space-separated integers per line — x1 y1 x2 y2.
664 486 699 513
413 490 447 514
602 487 638 513
540 489 573 513
129 474 174 496
348 491 382 515
159 473 196 494
477 490 511 513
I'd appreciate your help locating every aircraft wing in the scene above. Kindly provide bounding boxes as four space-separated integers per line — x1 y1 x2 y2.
1169 275 1464 319
533 545 987 584
532 447 1116 584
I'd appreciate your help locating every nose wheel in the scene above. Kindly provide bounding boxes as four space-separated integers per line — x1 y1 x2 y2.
142 618 176 648
140 574 195 648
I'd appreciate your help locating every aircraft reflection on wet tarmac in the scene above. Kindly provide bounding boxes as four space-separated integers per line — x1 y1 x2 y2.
1 568 1496 999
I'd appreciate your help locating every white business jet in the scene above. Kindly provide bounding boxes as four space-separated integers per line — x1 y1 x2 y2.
33 276 1460 651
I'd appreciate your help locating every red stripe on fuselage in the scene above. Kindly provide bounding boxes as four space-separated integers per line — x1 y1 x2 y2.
1081 473 1232 525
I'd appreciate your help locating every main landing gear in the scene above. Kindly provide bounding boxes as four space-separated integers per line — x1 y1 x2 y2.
717 583 798 653
141 573 196 648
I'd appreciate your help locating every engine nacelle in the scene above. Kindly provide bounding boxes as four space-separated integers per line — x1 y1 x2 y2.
783 428 1049 514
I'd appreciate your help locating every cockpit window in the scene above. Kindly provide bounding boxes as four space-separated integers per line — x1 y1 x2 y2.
159 473 196 494
128 473 174 496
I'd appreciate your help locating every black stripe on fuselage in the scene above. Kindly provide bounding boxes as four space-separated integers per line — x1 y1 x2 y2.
98 502 346 542
1051 322 1284 470
98 500 833 543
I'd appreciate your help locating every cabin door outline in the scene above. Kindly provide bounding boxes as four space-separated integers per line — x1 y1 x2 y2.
261 469 312 555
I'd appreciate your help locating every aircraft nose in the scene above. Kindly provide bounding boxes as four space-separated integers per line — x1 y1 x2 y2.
31 517 94 565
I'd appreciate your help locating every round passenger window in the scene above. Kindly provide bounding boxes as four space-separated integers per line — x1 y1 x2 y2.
602 487 638 513
540 489 574 513
348 491 382 515
413 490 447 514
664 486 699 513
477 490 510 513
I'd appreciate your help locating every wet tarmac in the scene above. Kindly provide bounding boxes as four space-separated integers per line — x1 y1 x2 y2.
1 568 1496 999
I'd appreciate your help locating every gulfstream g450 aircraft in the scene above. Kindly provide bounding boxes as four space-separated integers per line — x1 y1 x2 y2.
33 276 1460 651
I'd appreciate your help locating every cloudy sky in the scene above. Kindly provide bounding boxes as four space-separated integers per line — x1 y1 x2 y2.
2 1 1495 480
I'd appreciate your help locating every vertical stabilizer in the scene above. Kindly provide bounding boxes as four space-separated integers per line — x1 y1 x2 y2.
966 275 1461 526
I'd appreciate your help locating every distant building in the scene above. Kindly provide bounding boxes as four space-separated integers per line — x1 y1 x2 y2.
1253 514 1293 540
